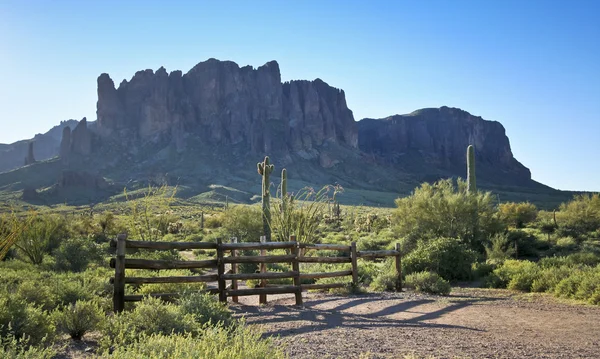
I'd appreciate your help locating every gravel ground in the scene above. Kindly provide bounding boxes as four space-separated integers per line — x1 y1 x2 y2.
230 288 600 359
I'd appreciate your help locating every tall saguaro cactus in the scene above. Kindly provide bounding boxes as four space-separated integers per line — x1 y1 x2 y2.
467 145 476 194
280 168 288 213
257 156 274 240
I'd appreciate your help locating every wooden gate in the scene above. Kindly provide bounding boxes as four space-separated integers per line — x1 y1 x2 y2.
110 234 401 313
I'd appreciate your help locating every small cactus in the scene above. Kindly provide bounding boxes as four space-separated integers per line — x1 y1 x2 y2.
257 156 274 240
467 145 476 194
280 168 288 213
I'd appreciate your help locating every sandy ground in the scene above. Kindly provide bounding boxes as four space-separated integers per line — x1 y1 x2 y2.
230 288 600 359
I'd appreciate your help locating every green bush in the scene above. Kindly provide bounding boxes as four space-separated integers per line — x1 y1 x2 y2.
14 214 68 265
178 292 233 327
0 296 55 347
392 179 502 251
0 334 56 359
403 237 478 281
104 325 285 359
490 260 539 291
53 238 101 272
404 271 451 295
497 202 537 228
53 300 104 340
220 206 263 242
531 266 571 292
100 297 198 349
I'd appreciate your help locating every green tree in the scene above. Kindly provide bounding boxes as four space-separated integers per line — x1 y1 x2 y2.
497 202 538 228
392 178 501 252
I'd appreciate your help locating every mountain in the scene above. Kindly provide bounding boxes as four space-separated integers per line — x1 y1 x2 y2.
358 107 531 186
0 59 575 208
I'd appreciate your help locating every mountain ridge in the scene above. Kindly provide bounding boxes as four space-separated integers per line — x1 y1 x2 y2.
0 59 573 208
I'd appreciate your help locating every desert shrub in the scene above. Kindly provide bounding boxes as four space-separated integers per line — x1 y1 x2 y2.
357 233 392 252
490 260 539 291
485 233 516 265
53 300 104 340
100 297 198 349
539 252 600 268
270 185 339 243
497 202 537 228
104 325 285 359
0 296 55 347
14 214 68 265
178 292 233 327
53 238 101 272
15 280 55 311
0 334 56 359
556 236 577 248
204 214 223 229
557 193 600 236
404 271 451 295
403 237 478 281
125 185 178 241
370 269 398 292
220 205 263 242
531 266 572 292
507 229 548 258
392 179 502 252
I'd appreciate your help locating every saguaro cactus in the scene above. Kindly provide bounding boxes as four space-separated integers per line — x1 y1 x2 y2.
467 145 476 194
280 168 288 212
257 156 274 240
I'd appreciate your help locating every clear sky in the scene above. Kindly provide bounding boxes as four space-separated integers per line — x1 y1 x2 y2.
1 1 599 191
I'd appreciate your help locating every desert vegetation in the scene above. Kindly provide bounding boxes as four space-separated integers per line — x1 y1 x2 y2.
0 153 599 358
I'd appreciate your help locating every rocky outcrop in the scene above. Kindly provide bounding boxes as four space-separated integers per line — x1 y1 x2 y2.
58 118 92 162
59 127 71 160
96 59 358 157
358 106 531 182
59 171 108 190
70 118 92 156
24 142 35 166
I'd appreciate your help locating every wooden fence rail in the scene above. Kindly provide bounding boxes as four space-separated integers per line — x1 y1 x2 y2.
110 234 402 313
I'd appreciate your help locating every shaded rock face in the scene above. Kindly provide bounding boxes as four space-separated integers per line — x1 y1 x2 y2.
59 118 92 161
24 142 35 165
96 59 358 156
59 171 108 190
358 107 531 182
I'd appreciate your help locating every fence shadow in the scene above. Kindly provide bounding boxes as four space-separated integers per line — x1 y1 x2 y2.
231 292 499 338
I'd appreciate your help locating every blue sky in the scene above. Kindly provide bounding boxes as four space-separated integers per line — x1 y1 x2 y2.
1 1 599 191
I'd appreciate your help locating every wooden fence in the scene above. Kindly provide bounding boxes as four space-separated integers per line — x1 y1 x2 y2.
110 233 402 313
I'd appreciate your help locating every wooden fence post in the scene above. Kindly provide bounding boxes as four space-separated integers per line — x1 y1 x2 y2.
395 242 402 291
113 233 127 313
351 242 358 286
290 235 303 306
216 238 226 303
259 235 267 304
231 237 239 303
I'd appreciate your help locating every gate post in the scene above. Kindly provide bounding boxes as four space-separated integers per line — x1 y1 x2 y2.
230 237 239 303
395 242 402 291
113 233 127 313
259 236 267 304
290 235 303 306
350 242 358 286
216 238 226 303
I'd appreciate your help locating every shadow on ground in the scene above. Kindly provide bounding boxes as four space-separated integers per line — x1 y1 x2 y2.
231 292 499 338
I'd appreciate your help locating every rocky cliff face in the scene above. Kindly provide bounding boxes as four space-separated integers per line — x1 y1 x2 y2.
358 107 531 182
96 59 358 157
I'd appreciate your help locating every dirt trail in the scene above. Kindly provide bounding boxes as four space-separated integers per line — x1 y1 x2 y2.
231 288 600 359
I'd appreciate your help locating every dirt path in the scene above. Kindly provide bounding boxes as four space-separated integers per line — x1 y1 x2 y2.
230 288 600 359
